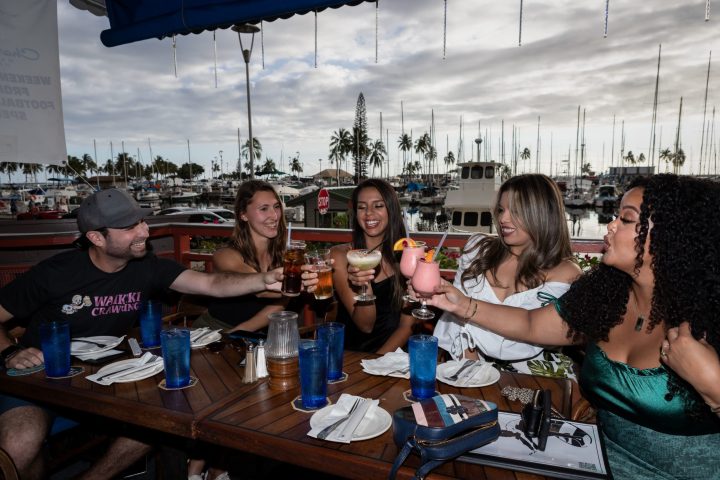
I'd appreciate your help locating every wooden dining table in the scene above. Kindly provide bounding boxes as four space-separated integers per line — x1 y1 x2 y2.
0 343 581 480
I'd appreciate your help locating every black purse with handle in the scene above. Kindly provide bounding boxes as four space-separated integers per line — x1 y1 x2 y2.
389 393 500 480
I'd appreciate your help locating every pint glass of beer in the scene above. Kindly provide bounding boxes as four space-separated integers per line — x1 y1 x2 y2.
282 240 306 296
306 249 333 300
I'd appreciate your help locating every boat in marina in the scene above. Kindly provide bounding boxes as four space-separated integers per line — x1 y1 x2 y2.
593 184 621 208
564 178 594 207
443 161 503 233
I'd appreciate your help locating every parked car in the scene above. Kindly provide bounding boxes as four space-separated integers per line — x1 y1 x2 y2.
16 209 66 220
154 206 195 216
186 212 228 225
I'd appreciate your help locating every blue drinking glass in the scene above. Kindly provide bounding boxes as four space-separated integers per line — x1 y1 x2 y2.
140 300 162 348
39 320 71 378
317 322 345 381
160 328 191 388
408 334 438 400
298 339 329 409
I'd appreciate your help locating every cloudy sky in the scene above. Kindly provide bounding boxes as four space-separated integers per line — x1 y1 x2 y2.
57 0 718 179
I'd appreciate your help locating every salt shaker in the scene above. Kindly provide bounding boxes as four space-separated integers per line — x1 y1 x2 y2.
243 343 257 383
255 339 268 378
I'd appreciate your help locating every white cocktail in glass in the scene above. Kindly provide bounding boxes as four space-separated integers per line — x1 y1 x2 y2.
346 249 383 302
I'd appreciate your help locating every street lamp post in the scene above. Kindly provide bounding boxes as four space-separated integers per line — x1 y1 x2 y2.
233 23 261 180
475 138 482 163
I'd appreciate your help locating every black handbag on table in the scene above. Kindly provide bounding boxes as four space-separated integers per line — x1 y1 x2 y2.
389 394 500 480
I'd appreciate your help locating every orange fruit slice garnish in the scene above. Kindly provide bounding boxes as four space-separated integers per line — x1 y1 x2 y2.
425 249 435 262
393 238 417 251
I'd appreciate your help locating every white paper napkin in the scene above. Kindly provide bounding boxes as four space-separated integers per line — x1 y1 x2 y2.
457 362 496 386
307 394 379 443
360 348 409 378
85 352 163 385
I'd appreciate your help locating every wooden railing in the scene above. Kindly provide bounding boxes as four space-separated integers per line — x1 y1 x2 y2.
0 223 605 284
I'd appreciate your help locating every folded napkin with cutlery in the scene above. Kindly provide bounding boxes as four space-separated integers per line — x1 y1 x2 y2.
75 349 124 361
360 348 409 378
308 394 379 443
85 352 163 385
453 362 496 386
190 328 222 347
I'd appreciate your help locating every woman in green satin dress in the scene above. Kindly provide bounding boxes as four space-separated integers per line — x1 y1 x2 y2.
422 174 720 479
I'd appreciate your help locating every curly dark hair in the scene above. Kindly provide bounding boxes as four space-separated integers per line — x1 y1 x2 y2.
559 174 720 417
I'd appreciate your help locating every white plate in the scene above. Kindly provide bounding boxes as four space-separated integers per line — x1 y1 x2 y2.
92 357 164 383
310 404 392 442
191 330 222 348
436 360 501 388
71 336 125 355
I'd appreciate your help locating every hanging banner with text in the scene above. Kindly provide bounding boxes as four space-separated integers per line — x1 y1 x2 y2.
0 0 67 166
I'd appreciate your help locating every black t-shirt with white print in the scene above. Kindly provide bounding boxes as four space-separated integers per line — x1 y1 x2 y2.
0 249 186 348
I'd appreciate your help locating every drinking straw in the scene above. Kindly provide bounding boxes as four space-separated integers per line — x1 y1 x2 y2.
402 208 412 238
287 222 292 247
432 230 449 262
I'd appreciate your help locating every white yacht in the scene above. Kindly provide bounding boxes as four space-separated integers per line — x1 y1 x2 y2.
443 161 503 233
593 184 621 208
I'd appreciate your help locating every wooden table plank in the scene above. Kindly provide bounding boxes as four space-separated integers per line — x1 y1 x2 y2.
195 352 577 480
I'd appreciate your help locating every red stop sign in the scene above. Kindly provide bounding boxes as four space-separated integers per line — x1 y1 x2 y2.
318 188 330 215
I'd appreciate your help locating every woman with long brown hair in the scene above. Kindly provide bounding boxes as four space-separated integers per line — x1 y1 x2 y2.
330 178 416 353
193 180 288 332
433 174 581 367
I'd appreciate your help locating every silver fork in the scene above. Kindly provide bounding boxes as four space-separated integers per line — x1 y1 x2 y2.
317 398 361 440
446 360 474 381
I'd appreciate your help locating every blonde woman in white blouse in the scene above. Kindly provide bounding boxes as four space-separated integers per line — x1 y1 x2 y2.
433 175 581 369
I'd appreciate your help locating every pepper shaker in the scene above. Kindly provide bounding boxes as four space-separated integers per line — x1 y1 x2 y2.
255 339 268 378
243 343 257 383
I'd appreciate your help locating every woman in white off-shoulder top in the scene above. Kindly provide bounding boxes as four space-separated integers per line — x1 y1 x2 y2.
433 174 581 373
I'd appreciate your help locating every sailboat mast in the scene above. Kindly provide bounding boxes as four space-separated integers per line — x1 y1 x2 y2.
699 51 712 175
648 44 661 167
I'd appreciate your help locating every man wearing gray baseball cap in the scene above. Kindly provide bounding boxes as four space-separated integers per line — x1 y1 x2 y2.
0 188 284 479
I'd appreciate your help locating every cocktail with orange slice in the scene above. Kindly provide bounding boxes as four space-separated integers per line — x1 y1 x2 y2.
395 238 426 302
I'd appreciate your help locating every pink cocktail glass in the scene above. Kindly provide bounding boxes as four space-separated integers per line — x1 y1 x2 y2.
411 259 440 320
400 241 426 302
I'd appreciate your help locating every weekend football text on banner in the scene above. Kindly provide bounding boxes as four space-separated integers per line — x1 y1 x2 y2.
0 0 67 166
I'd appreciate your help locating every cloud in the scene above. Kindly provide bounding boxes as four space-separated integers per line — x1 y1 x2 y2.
57 0 718 175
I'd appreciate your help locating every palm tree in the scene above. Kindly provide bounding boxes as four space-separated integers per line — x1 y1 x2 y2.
659 148 672 169
499 164 512 181
637 153 646 164
520 147 531 161
290 156 303 176
623 150 636 165
414 132 431 181
45 163 63 179
0 162 19 183
444 151 455 175
329 128 352 185
397 133 412 178
262 158 277 176
66 155 85 177
82 154 97 178
242 138 262 163
671 148 686 174
368 140 386 177
22 163 43 183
